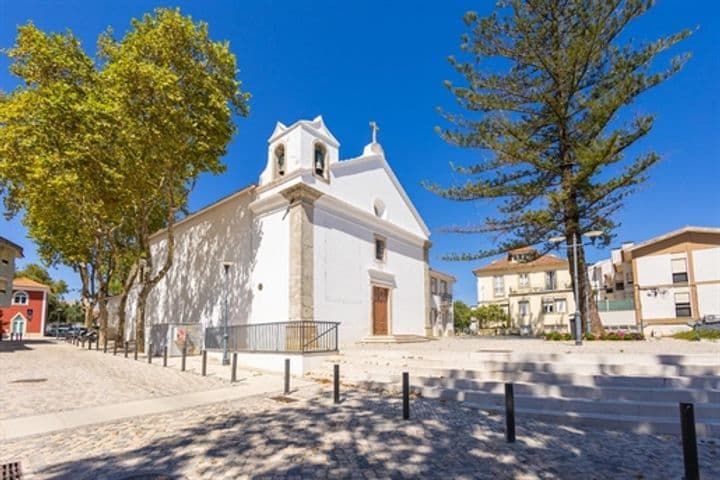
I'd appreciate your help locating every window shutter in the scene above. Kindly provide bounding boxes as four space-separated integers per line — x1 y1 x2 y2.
674 292 690 304
671 258 687 273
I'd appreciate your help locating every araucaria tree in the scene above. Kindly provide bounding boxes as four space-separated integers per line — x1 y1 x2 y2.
429 0 691 334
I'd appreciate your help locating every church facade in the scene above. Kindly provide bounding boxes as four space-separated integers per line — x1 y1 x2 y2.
114 117 445 348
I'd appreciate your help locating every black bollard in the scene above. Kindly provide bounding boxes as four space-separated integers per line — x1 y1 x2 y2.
284 358 290 395
163 346 168 367
124 341 129 358
679 403 699 480
113 340 118 356
202 349 207 376
334 364 340 404
103 337 108 353
134 343 138 361
505 383 516 443
231 353 238 382
181 341 187 372
402 372 410 420
88 338 92 350
96 336 100 351
148 343 153 364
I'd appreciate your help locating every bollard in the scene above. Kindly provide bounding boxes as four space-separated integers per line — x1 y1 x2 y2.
231 353 238 382
103 337 108 353
181 341 187 372
124 341 129 358
680 403 699 480
201 350 207 376
284 358 290 395
333 364 340 404
402 372 410 420
505 383 516 443
88 338 92 350
96 336 100 351
113 340 118 356
163 346 168 367
134 343 138 361
148 343 153 364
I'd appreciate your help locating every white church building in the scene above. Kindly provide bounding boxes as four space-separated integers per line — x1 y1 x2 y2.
111 116 453 358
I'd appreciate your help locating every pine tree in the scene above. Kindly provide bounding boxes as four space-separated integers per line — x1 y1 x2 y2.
429 0 691 334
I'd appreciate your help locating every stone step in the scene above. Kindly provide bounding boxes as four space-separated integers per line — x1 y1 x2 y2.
416 378 720 403
315 363 720 390
419 387 720 421
328 357 720 377
337 350 720 366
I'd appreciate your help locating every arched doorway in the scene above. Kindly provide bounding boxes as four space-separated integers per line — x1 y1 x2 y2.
11 314 26 336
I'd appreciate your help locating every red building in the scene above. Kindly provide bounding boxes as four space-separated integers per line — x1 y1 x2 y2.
0 277 50 337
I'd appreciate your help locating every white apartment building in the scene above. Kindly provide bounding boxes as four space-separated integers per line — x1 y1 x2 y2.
428 268 456 337
0 236 24 307
474 247 575 335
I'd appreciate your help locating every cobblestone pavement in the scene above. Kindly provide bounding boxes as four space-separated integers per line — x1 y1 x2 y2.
0 339 242 420
2 386 718 480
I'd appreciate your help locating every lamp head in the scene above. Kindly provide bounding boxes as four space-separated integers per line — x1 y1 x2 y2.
583 230 604 239
548 236 565 244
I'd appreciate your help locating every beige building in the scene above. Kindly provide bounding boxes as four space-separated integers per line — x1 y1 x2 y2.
621 226 720 335
474 247 575 335
0 236 24 307
428 268 455 337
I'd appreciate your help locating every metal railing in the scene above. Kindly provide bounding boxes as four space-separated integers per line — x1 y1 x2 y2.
204 321 340 354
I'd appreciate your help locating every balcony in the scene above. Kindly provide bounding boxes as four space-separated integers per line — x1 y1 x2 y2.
509 282 572 294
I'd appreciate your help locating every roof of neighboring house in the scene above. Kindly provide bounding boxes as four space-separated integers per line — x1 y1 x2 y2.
429 268 457 282
625 226 720 255
13 277 51 291
0 236 24 257
473 249 567 275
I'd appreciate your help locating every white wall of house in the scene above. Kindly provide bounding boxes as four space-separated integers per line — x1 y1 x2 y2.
693 247 720 317
635 254 674 286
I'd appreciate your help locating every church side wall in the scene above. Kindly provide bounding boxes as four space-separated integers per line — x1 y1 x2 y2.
249 207 290 323
312 206 426 346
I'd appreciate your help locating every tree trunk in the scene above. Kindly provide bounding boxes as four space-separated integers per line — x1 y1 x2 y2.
573 244 604 336
117 291 129 342
97 290 108 344
134 287 149 354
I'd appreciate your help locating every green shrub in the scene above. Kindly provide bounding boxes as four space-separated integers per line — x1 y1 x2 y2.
672 329 720 341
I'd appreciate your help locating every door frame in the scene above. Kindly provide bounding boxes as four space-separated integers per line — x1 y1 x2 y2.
11 313 27 336
370 283 392 336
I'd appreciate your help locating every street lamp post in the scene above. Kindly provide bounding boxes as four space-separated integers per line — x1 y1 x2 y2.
550 230 603 346
221 261 233 365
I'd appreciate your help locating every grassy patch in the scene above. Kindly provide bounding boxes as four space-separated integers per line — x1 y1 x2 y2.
671 329 720 341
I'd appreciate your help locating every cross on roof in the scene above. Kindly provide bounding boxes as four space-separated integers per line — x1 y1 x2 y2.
369 121 379 144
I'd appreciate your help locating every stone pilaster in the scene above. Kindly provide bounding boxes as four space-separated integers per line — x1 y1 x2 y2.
281 184 323 321
423 240 433 337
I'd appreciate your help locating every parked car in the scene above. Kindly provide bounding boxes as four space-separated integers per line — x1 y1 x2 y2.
45 324 70 337
689 315 720 332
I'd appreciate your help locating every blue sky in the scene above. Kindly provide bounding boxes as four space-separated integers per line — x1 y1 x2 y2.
1 0 719 303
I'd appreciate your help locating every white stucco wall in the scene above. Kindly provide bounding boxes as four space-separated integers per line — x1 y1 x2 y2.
693 247 720 282
635 255 672 286
639 287 687 320
312 204 426 345
697 284 720 317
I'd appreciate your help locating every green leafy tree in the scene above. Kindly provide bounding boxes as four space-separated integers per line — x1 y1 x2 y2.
98 8 250 350
474 304 510 329
15 263 77 326
428 0 691 334
453 300 474 332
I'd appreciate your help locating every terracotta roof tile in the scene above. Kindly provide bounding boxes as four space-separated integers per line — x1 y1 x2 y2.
473 252 567 274
13 277 51 290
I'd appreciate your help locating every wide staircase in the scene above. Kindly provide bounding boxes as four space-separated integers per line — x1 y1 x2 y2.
306 349 720 437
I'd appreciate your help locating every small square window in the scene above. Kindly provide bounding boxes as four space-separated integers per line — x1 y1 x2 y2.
674 292 691 317
431 278 437 294
555 299 567 313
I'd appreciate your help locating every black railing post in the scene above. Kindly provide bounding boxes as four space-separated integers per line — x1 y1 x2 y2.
402 372 410 420
334 364 340 404
163 346 168 367
202 349 207 376
679 403 699 480
231 352 237 382
103 337 108 353
284 358 290 395
148 343 152 364
181 340 187 372
124 341 129 358
505 383 516 443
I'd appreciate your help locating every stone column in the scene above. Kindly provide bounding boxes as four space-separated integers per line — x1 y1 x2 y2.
282 184 323 321
423 240 433 337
